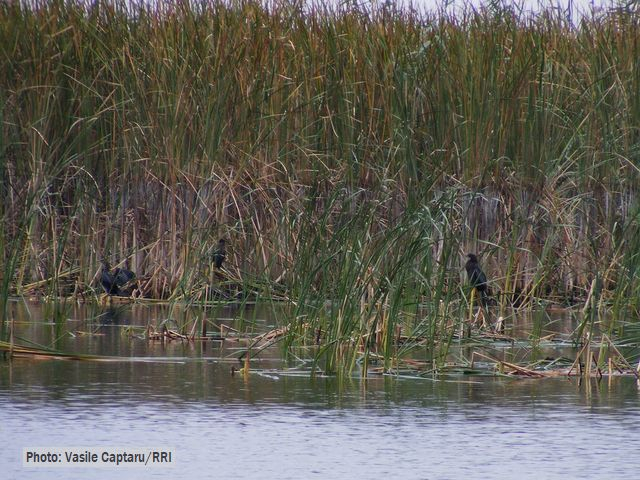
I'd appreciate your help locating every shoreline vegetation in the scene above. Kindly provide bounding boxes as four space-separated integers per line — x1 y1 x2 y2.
2 1 640 373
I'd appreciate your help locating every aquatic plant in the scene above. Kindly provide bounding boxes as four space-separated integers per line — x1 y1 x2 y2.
2 0 640 371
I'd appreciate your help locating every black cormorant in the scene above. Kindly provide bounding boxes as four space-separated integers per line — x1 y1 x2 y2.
100 258 136 296
465 253 488 304
213 239 226 269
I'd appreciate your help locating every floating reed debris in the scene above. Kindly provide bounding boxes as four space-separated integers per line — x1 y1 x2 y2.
147 326 190 342
473 352 547 378
0 340 111 362
239 322 307 361
471 346 640 379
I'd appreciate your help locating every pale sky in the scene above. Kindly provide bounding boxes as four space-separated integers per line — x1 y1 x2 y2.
348 0 626 18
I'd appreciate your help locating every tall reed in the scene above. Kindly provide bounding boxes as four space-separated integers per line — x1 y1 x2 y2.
2 0 640 368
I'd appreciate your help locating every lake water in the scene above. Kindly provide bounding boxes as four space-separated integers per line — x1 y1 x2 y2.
1 300 639 479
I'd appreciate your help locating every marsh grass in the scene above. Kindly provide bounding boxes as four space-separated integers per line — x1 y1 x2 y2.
2 0 640 372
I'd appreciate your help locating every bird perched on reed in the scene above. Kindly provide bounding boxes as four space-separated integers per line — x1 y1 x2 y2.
100 258 137 296
465 253 488 304
213 239 226 269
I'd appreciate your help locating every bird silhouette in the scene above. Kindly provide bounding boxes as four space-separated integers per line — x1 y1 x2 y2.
100 258 137 296
213 239 226 269
100 260 118 295
465 253 488 304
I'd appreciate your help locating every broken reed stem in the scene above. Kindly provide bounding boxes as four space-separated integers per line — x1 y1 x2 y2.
473 351 546 378
602 334 640 380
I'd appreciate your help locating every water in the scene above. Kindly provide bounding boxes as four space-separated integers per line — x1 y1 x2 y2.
1 300 640 479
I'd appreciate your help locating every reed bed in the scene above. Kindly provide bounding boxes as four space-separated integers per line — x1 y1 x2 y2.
2 0 640 373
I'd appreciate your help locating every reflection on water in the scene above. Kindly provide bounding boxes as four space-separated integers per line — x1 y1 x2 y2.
1 300 639 479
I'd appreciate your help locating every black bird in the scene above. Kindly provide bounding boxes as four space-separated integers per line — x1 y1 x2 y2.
100 258 136 296
100 259 119 295
213 239 226 269
115 259 136 287
465 253 488 304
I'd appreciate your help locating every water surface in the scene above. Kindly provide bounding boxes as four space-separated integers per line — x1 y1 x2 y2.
1 300 639 479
